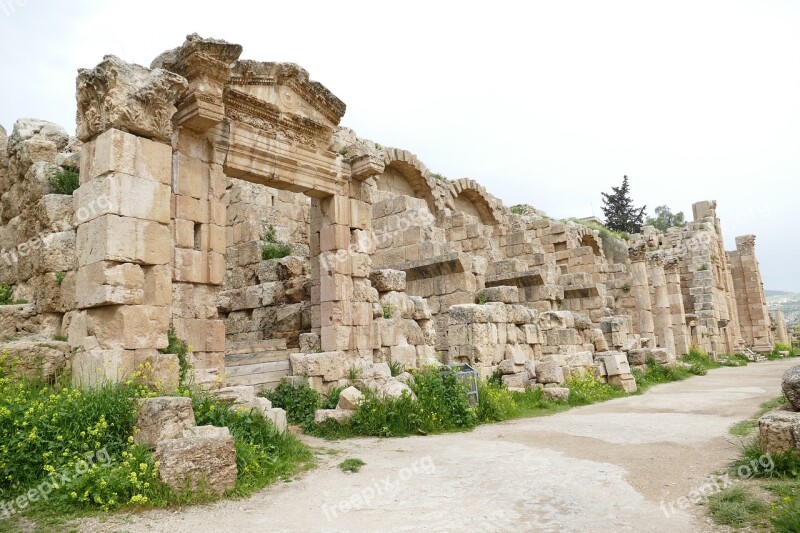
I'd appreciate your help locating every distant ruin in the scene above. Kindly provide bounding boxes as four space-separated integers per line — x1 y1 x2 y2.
0 34 779 395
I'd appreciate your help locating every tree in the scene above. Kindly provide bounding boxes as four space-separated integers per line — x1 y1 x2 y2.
646 205 686 232
600 175 646 234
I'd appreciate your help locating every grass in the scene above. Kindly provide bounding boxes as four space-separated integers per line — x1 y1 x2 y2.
707 486 769 528
261 224 291 261
338 458 365 473
48 167 80 195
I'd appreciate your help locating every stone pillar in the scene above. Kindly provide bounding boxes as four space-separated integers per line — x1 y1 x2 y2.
154 35 242 386
730 235 773 352
648 253 676 356
312 181 375 362
771 310 789 345
664 257 690 355
628 244 654 347
70 56 187 386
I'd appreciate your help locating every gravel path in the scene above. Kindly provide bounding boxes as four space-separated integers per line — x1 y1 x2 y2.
76 359 795 533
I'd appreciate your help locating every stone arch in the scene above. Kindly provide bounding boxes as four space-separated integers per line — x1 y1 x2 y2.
450 178 505 227
380 148 447 214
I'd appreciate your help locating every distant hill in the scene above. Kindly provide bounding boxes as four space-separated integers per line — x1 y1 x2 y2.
765 290 797 297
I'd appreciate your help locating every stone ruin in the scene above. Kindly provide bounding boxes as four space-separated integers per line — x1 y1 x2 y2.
0 33 779 403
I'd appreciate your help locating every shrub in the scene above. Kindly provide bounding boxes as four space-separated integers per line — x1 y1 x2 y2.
264 380 321 427
564 372 626 406
323 386 344 410
772 498 800 532
682 346 721 375
49 167 80 196
262 243 292 261
476 382 518 422
388 360 404 377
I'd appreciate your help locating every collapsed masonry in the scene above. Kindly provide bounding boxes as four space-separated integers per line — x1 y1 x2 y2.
0 34 777 398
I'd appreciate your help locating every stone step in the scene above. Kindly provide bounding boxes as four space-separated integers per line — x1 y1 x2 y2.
225 359 290 377
225 348 293 367
225 338 287 355
225 369 290 390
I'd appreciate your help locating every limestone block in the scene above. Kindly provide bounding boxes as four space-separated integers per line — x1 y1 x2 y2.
71 348 134 387
212 385 256 405
0 339 70 383
134 351 179 392
143 265 172 306
498 359 517 375
535 359 565 384
390 344 417 369
502 373 529 389
542 387 570 401
154 426 237 495
416 344 438 366
173 318 225 353
627 348 650 366
320 224 350 251
264 408 288 432
379 378 416 400
592 329 609 352
759 409 800 454
314 409 355 424
337 386 365 410
79 127 173 184
607 375 638 393
483 286 519 304
782 366 800 410
449 304 491 324
320 326 352 352
409 296 432 320
565 351 593 368
603 352 631 376
381 291 415 320
299 333 321 353
74 172 170 223
77 214 170 266
304 351 346 381
134 396 196 449
539 311 570 331
86 305 169 350
36 231 76 273
76 261 144 308
369 269 407 292
651 348 675 366
506 344 533 364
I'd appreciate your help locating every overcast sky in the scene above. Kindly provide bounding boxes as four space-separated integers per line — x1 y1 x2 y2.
1 0 798 291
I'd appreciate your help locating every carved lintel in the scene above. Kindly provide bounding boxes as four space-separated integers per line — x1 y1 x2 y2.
663 256 681 273
735 234 756 254
350 154 385 182
76 55 188 143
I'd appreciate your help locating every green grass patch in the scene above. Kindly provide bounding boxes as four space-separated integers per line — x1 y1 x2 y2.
632 357 693 392
338 458 365 473
0 283 27 305
707 486 769 528
728 396 788 437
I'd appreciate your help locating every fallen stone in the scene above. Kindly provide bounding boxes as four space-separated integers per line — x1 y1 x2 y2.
542 387 570 402
154 425 237 495
134 396 196 449
759 408 800 454
314 408 355 424
337 386 364 410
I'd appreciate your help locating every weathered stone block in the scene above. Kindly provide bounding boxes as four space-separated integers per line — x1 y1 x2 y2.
337 386 364 410
134 351 180 392
759 409 800 454
154 426 237 495
76 261 144 308
134 396 196 449
369 269 407 292
77 214 170 266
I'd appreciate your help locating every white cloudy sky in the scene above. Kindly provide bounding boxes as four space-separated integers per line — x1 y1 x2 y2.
1 0 798 291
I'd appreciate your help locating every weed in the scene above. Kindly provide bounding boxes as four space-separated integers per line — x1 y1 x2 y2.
0 283 26 305
323 386 344 410
620 283 631 293
431 173 446 182
475 291 488 305
632 357 692 392
159 328 190 387
55 272 66 286
698 263 709 271
49 166 80 195
382 304 393 319
338 147 348 156
347 366 362 383
338 458 365 473
388 360 404 377
565 372 626 406
53 334 68 342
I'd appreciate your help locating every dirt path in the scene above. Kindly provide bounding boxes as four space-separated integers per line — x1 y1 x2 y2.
78 360 795 533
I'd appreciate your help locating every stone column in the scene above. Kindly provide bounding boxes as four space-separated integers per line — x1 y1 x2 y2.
69 56 187 386
628 244 654 347
664 257 690 355
730 235 773 352
647 253 676 356
155 35 242 386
